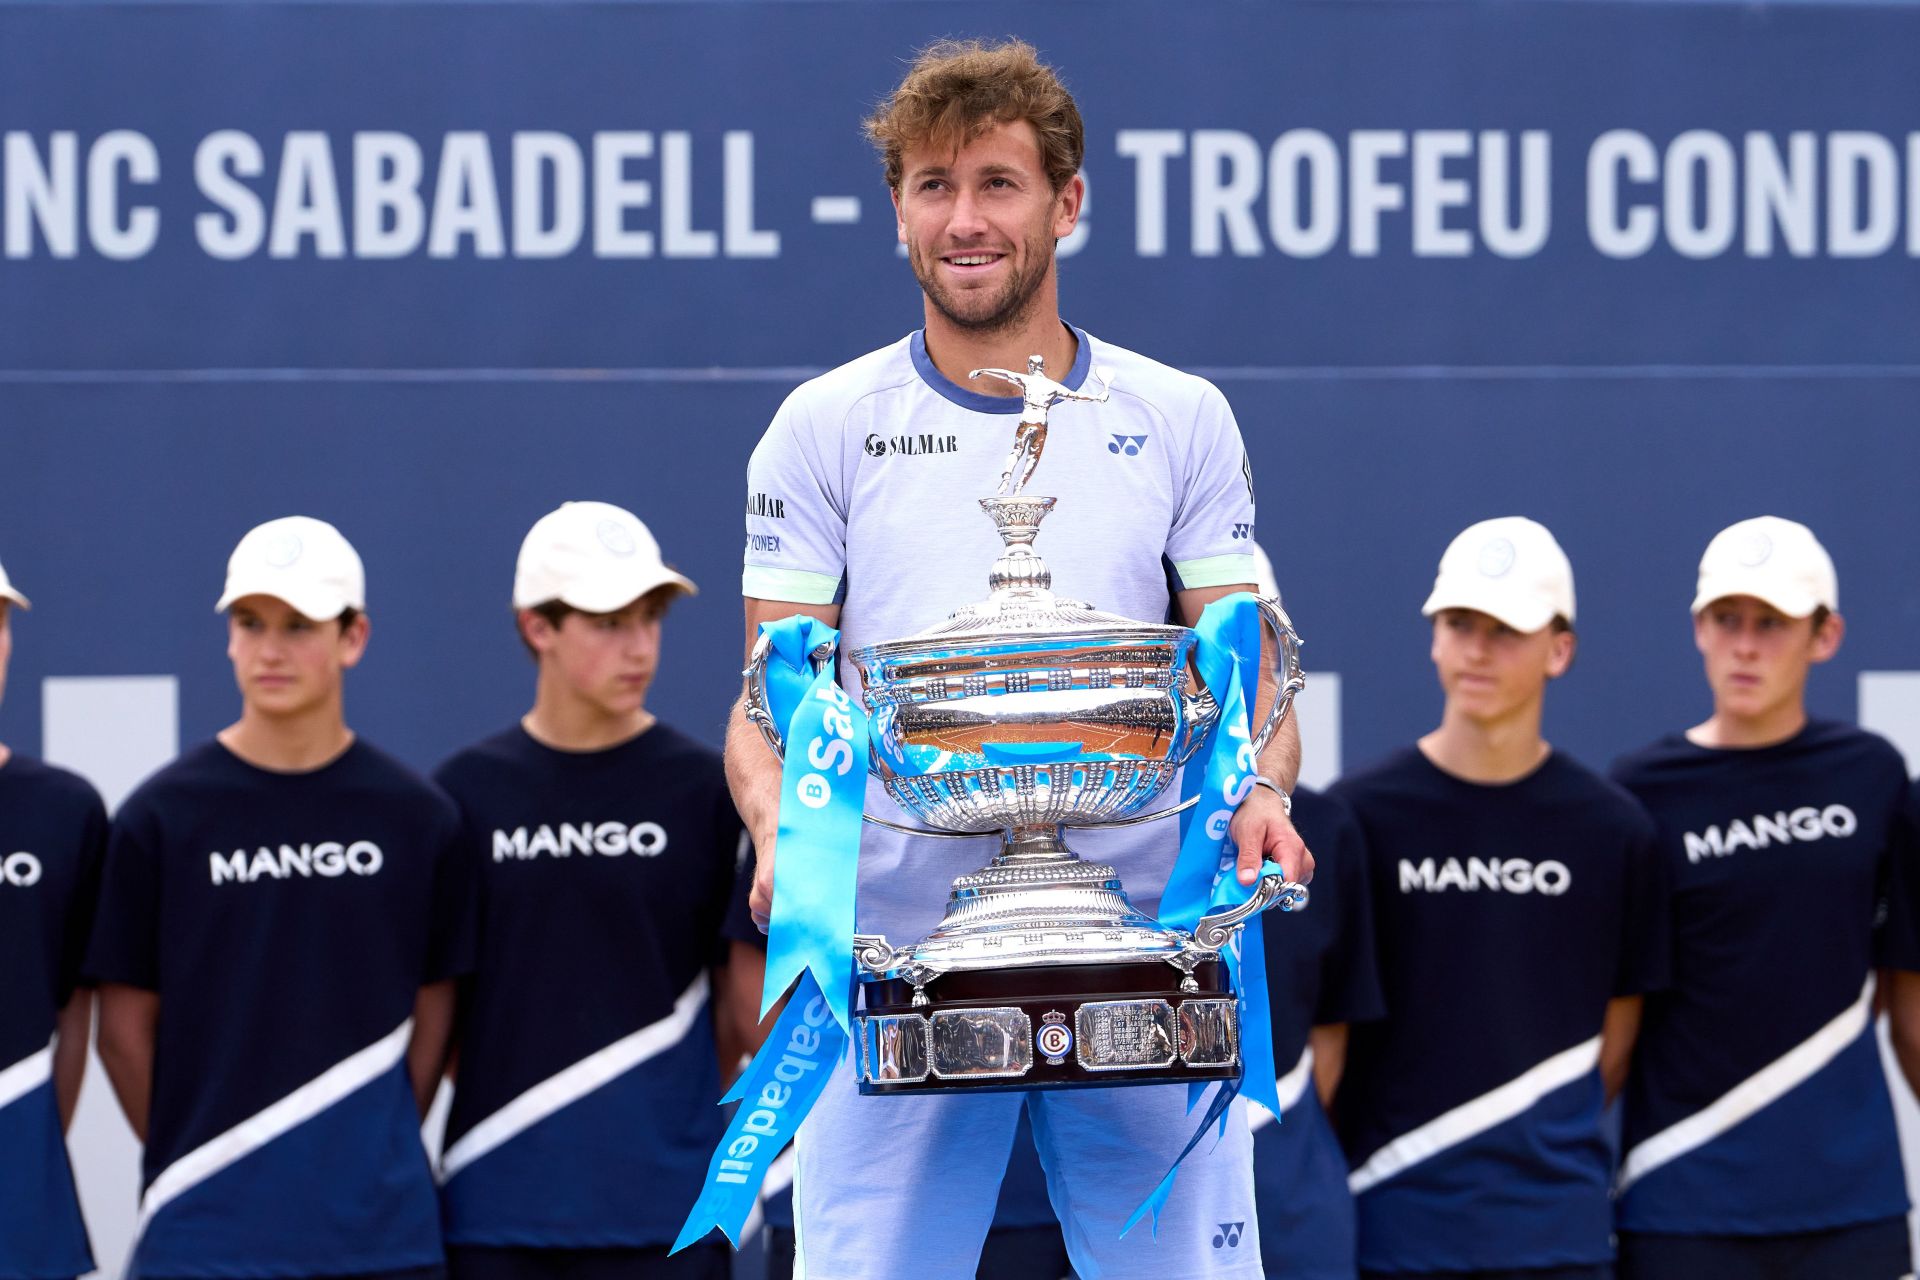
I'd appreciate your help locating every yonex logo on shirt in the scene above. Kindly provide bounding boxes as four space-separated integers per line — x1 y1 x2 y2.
0 851 44 887
490 821 668 861
1108 434 1147 456
1397 856 1572 895
209 841 384 885
1681 804 1857 864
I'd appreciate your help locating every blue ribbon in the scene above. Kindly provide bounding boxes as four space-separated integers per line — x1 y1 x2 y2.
674 615 869 1252
757 616 868 1034
1123 592 1290 1234
671 981 846 1252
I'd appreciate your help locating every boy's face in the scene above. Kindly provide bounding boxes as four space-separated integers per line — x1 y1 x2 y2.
1430 607 1574 724
524 590 669 717
226 595 367 718
1693 594 1841 721
894 119 1082 334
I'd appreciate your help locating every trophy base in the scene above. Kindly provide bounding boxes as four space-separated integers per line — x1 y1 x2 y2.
854 958 1240 1096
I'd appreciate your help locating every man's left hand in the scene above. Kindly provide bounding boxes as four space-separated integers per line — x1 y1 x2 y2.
1228 785 1314 887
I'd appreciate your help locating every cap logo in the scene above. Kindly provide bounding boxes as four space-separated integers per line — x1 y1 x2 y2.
1477 538 1516 578
595 519 637 557
263 532 303 568
1737 531 1773 567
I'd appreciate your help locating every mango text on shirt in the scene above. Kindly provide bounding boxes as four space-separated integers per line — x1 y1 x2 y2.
0 851 44 887
1681 804 1858 864
1397 856 1572 895
209 841 384 885
490 821 669 861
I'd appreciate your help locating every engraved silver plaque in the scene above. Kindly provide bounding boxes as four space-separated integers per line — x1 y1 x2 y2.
865 1014 930 1084
1075 1000 1177 1071
1177 999 1239 1067
930 1008 1034 1080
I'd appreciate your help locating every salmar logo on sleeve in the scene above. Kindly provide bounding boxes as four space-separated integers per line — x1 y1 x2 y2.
209 841 383 885
491 821 668 861
1 852 44 887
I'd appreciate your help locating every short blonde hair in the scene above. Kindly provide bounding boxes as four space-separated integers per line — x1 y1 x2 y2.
865 38 1084 194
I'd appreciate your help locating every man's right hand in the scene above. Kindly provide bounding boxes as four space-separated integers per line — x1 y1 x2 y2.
730 598 843 935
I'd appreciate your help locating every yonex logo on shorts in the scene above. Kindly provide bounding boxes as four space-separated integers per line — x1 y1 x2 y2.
1212 1221 1244 1249
0 851 44 887
1398 856 1571 895
491 822 669 861
210 840 384 885
1682 804 1857 864
1231 522 1255 540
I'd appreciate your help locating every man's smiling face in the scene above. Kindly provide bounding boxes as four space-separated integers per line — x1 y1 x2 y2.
894 119 1082 335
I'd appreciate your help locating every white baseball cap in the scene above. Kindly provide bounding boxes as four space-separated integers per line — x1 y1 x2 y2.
0 555 29 610
513 501 696 612
216 516 366 619
1692 516 1836 618
1422 516 1576 633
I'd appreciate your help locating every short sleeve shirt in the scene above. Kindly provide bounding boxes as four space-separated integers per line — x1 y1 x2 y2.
742 326 1259 943
85 739 470 1278
1331 748 1668 1273
432 723 748 1249
0 754 106 1278
1611 721 1913 1235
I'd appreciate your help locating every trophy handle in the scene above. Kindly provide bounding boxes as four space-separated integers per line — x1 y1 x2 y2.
1248 594 1307 759
1190 870 1310 952
742 629 838 760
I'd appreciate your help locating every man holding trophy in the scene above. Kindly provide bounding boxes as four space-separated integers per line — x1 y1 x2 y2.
719 39 1312 1279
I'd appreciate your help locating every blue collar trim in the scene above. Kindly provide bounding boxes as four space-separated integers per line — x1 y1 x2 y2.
910 324 1092 413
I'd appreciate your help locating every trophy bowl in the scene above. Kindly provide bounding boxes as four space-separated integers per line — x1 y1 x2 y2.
743 362 1307 1094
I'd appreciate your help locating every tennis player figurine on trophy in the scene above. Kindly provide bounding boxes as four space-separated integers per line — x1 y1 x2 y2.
745 356 1307 1094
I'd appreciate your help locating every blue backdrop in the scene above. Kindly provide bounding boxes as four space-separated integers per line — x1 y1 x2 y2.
3 0 1917 780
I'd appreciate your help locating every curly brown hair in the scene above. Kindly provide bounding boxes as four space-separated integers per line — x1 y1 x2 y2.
864 38 1084 194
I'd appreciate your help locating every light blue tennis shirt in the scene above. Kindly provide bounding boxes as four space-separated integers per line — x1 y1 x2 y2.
743 325 1259 943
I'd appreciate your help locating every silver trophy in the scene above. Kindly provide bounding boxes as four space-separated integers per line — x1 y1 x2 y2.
746 358 1305 1093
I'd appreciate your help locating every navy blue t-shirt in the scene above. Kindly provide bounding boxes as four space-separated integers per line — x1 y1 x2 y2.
0 755 105 1279
85 739 471 1280
1252 785 1385 1280
433 723 748 1250
1611 720 1913 1236
1332 747 1668 1274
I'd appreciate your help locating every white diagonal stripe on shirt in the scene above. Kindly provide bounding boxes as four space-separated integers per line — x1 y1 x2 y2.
440 972 710 1181
138 1018 414 1231
1617 974 1875 1193
1347 1034 1602 1194
1249 1044 1315 1134
0 1046 53 1111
